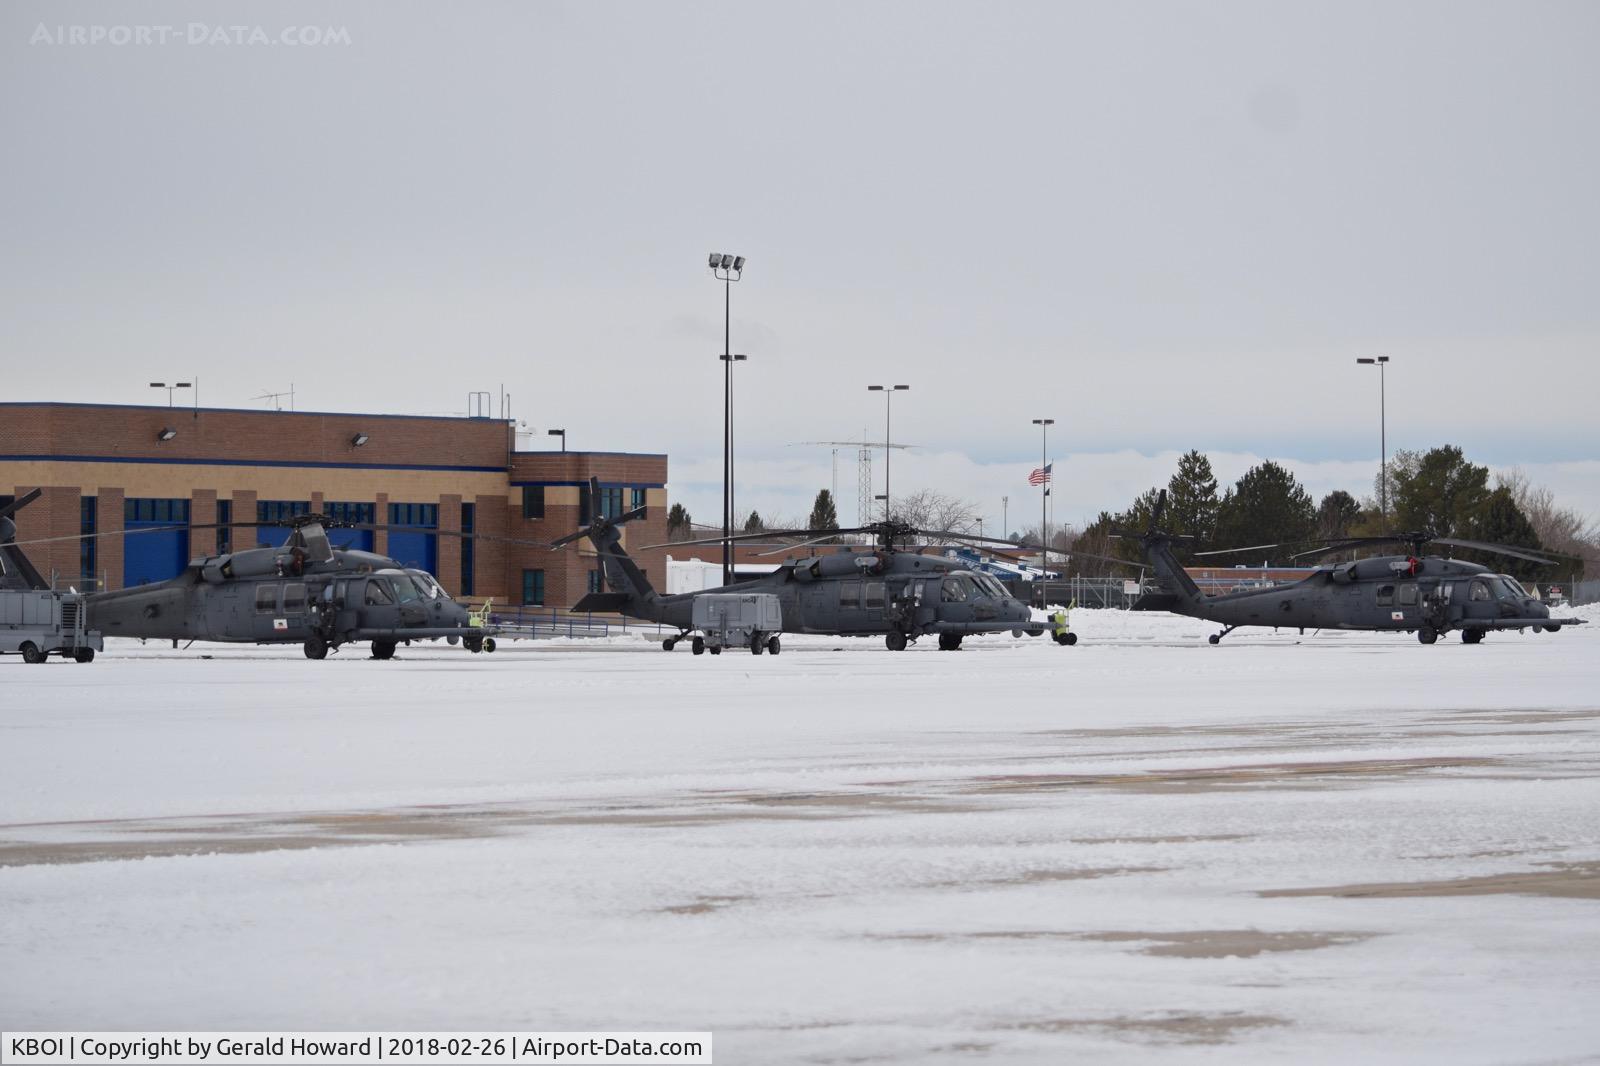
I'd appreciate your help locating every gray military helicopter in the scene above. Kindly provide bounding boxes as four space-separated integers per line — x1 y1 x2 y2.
1127 491 1587 644
12 512 540 659
558 478 1123 653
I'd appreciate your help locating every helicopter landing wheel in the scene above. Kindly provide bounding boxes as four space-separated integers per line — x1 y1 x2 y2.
1547 624 1562 633
303 636 328 660
1418 627 1438 645
663 637 677 652
1462 629 1484 645
1208 634 1220 645
482 637 496 653
692 636 705 655
709 645 722 655
938 633 962 652
20 642 45 664
886 632 907 652
371 639 397 660
767 636 781 655
73 647 95 663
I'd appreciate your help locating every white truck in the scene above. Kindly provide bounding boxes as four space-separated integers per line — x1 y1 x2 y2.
690 592 783 656
1 590 103 663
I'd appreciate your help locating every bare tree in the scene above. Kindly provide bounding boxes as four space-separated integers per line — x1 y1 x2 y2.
891 489 981 544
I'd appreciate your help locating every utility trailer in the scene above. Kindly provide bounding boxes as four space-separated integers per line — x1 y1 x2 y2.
0 590 103 663
688 593 783 656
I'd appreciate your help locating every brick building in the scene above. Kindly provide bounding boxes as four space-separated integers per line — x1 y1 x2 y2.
1 402 669 608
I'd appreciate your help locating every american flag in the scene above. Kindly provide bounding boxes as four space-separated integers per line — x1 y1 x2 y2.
1028 462 1053 486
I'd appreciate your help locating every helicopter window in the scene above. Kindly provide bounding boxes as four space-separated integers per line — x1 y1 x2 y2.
974 574 1007 599
839 580 861 608
912 580 926 606
391 575 423 604
1469 580 1491 602
1375 584 1395 606
255 585 278 614
409 571 446 599
941 576 970 603
364 579 395 606
1398 585 1419 606
1497 577 1526 600
864 581 885 609
282 583 306 614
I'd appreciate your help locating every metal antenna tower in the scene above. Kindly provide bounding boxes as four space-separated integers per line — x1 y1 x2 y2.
794 436 916 526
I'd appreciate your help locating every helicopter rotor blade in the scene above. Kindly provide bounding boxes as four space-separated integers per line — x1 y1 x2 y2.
1430 537 1567 566
1192 542 1282 558
0 488 43 523
633 527 868 552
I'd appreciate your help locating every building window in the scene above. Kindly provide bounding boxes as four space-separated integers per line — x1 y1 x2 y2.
216 499 232 555
80 496 97 585
631 487 646 509
126 498 191 524
522 569 545 606
522 486 544 520
324 502 375 525
388 503 439 527
255 584 278 614
257 500 309 525
588 569 604 594
460 502 475 598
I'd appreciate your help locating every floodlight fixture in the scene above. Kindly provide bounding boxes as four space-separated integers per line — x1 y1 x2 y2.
732 255 745 270
351 432 370 447
720 253 734 269
708 252 721 268
157 427 178 442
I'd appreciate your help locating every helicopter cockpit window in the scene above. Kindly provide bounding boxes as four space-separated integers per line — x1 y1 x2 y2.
1469 580 1491 602
1375 584 1395 606
941 575 972 603
839 580 861 608
364 580 395 606
255 584 278 614
410 572 446 600
1497 577 1526 600
973 574 1008 599
864 581 885 609
282 583 306 614
389 574 423 604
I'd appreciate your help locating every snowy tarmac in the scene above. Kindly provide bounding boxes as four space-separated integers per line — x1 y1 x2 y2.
3 608 1599 1063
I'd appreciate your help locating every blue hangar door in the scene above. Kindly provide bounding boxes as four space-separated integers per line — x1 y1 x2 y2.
123 498 191 587
386 503 438 576
323 502 375 553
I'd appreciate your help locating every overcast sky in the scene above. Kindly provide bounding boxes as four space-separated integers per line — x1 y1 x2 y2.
4 0 1597 534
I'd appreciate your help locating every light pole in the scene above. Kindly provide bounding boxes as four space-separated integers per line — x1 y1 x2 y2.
150 381 191 407
710 252 746 585
1002 496 1009 541
547 428 566 453
868 385 910 523
1356 356 1390 518
1032 418 1054 597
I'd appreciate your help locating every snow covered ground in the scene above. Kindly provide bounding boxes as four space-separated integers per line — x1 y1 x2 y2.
4 607 1599 1063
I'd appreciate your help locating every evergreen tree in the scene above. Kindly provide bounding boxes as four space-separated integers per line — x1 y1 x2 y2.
1468 486 1545 581
1316 490 1362 541
743 510 764 533
1390 445 1489 537
666 502 692 540
807 489 839 531
1165 450 1220 562
1212 461 1315 563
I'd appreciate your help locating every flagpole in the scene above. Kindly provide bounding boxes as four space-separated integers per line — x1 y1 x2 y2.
1031 418 1054 604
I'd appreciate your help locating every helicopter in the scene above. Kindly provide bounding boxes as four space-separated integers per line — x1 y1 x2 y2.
558 478 1126 653
1126 491 1588 645
8 510 546 659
